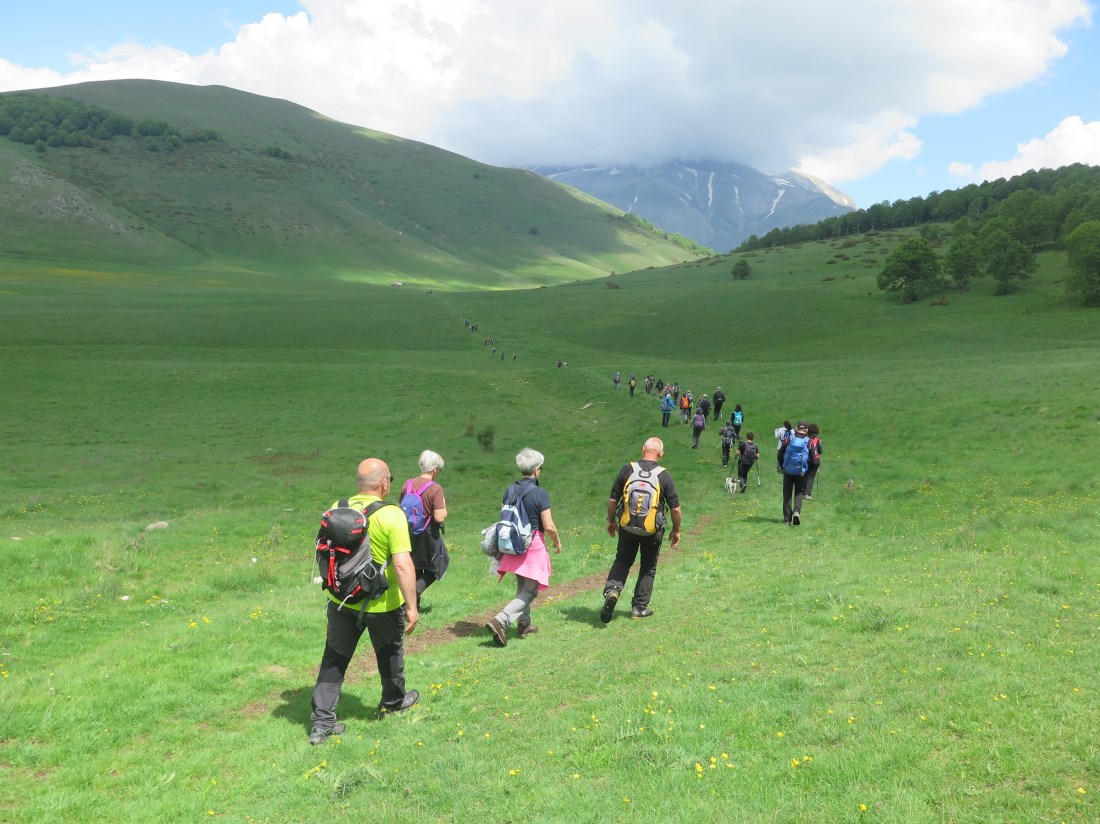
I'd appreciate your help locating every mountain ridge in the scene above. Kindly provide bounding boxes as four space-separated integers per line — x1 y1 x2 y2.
531 160 856 252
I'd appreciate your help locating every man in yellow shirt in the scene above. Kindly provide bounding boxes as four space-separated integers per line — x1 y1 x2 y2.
309 458 420 745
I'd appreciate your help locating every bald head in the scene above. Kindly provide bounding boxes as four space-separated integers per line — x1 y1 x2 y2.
356 458 391 495
642 437 665 460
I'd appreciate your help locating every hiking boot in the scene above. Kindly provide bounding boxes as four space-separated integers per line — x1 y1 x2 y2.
803 495 812 500
308 722 346 745
630 606 654 619
378 689 420 718
517 621 539 638
486 617 507 647
600 591 620 624
792 511 801 526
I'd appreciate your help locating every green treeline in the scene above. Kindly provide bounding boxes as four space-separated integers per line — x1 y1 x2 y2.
617 212 714 256
0 92 219 152
737 164 1100 255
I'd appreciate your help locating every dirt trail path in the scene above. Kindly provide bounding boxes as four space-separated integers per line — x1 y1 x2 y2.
350 514 717 676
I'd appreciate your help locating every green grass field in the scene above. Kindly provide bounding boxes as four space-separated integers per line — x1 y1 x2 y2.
1 234 1098 823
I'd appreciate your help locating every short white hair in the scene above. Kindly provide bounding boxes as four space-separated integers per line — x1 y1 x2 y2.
516 447 544 476
419 450 444 473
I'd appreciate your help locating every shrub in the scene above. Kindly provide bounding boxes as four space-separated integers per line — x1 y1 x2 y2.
477 425 496 452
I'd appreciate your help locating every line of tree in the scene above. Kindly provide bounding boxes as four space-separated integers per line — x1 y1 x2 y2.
0 93 219 153
736 164 1100 256
615 212 714 256
878 214 1100 305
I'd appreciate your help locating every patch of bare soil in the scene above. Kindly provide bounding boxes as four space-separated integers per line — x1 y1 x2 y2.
352 514 718 676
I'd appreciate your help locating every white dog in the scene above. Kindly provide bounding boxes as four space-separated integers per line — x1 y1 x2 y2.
724 476 736 495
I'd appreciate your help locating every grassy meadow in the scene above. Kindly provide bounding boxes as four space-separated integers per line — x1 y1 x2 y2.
1 231 1098 823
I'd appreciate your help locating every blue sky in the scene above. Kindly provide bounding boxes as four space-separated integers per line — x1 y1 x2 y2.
2 1 1098 208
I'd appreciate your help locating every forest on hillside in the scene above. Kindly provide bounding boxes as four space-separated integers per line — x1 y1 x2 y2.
737 164 1100 254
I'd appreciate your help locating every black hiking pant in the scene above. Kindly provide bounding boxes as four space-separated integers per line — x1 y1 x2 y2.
311 602 407 730
804 464 820 497
604 529 663 610
737 461 754 489
782 473 807 524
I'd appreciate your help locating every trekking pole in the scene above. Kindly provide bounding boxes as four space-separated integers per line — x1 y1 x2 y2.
756 461 762 487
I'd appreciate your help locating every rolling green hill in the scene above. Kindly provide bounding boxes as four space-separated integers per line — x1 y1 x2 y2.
0 80 699 288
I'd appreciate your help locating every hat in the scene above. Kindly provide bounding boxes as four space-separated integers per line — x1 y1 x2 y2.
796 421 809 432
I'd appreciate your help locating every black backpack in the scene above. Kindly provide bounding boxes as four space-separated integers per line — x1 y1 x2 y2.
740 442 759 466
316 499 393 619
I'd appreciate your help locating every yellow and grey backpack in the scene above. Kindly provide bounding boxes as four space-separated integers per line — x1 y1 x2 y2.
617 462 665 535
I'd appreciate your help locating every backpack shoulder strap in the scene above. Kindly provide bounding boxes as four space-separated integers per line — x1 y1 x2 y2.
363 501 395 518
406 479 435 497
338 498 350 508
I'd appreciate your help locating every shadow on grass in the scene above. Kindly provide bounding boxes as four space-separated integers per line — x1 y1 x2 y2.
741 514 788 525
272 687 375 731
557 604 605 628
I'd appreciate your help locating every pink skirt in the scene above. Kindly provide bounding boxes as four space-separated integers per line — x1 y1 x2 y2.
496 531 552 591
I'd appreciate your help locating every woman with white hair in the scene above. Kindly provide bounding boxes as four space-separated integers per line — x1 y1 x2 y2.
485 447 562 646
400 449 449 609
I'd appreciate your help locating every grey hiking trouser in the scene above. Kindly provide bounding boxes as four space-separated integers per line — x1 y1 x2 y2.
495 575 540 628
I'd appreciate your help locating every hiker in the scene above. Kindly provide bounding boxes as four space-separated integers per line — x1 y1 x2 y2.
697 394 711 418
778 422 812 526
601 437 682 621
309 459 420 744
679 392 691 423
660 392 674 428
691 406 707 449
804 423 823 500
712 387 726 421
614 372 621 390
655 378 665 394
719 420 737 467
485 448 561 646
774 420 793 472
629 374 637 396
734 432 759 492
645 375 655 394
731 404 745 441
400 450 449 610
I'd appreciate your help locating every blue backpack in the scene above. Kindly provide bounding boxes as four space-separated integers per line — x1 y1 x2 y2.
494 484 536 555
400 480 436 536
733 410 743 426
782 435 810 476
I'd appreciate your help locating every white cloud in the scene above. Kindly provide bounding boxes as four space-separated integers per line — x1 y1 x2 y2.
950 116 1100 183
0 0 1092 183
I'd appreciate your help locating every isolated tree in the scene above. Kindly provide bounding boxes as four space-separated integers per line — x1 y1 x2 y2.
979 223 1036 295
876 236 944 302
1063 219 1100 305
944 231 982 290
731 258 752 280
